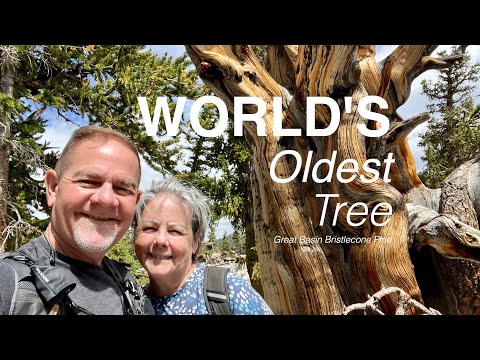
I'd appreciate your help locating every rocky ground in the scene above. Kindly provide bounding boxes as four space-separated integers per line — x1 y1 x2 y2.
135 252 251 285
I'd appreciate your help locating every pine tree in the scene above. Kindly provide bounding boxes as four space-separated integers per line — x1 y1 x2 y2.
231 228 240 253
220 231 231 252
419 46 480 188
181 111 252 228
231 226 246 254
0 45 205 250
207 224 217 254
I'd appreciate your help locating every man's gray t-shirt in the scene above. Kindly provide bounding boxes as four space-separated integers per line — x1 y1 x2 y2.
0 237 125 315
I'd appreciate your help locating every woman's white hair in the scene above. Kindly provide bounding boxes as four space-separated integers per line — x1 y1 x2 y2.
135 177 211 260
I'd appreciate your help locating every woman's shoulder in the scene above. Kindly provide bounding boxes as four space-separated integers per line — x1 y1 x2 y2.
225 267 249 284
194 263 206 277
225 267 259 297
223 266 274 314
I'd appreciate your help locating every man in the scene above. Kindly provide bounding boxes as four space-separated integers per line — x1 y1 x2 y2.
0 126 152 314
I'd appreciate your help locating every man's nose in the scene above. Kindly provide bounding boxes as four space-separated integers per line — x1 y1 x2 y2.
90 183 118 207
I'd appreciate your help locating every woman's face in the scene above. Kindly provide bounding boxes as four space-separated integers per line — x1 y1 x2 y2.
135 193 197 286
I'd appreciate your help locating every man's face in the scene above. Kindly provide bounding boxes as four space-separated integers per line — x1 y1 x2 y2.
46 137 140 255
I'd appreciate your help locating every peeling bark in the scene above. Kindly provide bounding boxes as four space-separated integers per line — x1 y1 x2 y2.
407 204 480 259
244 162 264 297
264 46 297 90
408 155 480 313
469 160 480 224
407 202 480 314
438 156 480 314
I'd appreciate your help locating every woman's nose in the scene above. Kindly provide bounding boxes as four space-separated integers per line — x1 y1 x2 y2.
153 233 168 246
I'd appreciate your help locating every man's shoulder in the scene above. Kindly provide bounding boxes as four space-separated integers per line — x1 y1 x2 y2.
0 237 49 314
16 237 50 264
0 259 17 279
0 250 33 280
0 259 21 314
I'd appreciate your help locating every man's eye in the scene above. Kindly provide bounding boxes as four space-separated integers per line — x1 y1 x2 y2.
115 187 133 195
78 180 97 185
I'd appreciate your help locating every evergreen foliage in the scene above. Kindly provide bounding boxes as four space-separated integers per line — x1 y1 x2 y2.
419 47 480 188
0 45 206 249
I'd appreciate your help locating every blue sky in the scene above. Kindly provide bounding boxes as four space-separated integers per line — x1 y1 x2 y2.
39 45 480 236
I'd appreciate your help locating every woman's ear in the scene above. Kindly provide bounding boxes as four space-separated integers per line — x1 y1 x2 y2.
192 233 199 255
45 169 59 208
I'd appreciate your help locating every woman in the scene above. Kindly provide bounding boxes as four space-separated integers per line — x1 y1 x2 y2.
134 177 273 315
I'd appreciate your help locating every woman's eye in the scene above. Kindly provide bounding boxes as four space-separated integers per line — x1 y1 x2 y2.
142 227 156 232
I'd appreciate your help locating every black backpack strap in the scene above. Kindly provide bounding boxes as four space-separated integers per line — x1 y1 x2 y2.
0 253 23 315
16 251 77 307
204 266 231 315
1 251 78 315
0 251 32 280
102 258 154 315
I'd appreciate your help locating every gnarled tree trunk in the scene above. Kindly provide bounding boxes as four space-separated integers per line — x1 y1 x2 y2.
186 45 480 314
407 155 480 314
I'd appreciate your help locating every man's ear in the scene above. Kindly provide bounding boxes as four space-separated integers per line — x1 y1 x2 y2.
136 189 142 204
45 169 59 208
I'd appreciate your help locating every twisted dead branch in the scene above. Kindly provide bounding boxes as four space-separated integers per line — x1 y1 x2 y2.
343 285 442 315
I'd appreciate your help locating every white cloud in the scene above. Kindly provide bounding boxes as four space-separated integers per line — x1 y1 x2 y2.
41 117 78 153
29 205 48 220
139 159 163 191
215 217 233 238
375 45 398 62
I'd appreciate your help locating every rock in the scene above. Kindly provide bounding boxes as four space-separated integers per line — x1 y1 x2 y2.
210 252 221 260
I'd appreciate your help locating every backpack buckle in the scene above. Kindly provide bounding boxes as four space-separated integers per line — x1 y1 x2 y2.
124 279 141 300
